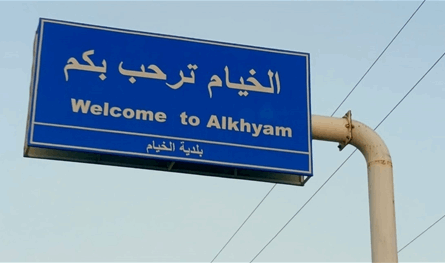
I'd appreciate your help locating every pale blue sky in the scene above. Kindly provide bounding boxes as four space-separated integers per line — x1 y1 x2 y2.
1 1 444 262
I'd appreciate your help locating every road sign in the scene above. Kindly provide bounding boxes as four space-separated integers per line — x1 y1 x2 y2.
24 18 312 185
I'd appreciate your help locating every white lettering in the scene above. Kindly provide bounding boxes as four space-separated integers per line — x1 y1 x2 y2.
276 126 292 137
110 107 121 117
206 115 221 129
69 98 293 138
189 116 200 126
180 112 188 125
263 125 274 135
221 116 226 129
70 98 168 125
228 117 239 131
90 104 102 115
136 110 154 121
103 102 109 116
123 108 135 119
71 98 91 113
155 112 166 122
252 123 263 137
206 115 292 138
240 118 251 133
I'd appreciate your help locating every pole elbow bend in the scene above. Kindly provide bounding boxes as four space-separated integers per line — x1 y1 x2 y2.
311 115 392 168
349 120 392 168
312 114 397 262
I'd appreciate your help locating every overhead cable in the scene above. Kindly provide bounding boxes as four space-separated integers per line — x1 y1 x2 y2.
209 2 427 261
249 51 445 262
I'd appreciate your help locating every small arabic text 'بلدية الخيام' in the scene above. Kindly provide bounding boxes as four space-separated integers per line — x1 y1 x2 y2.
146 140 204 157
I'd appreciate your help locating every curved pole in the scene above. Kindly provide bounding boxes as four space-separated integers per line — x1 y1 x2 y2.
312 115 398 263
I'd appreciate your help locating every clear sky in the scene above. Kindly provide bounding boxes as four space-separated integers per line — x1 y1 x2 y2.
1 1 444 262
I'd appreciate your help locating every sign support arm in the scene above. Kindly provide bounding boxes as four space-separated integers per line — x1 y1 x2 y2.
312 114 398 263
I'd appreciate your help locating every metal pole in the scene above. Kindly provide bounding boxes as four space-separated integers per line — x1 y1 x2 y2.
312 114 398 263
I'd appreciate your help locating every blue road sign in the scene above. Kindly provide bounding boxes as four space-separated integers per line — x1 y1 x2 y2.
25 18 312 183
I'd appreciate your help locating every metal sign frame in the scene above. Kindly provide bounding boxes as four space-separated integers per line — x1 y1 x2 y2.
24 18 312 186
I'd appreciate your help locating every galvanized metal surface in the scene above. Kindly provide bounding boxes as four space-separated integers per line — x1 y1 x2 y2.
24 146 307 186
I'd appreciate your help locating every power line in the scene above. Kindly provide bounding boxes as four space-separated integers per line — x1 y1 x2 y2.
249 51 445 262
331 0 426 117
210 184 276 263
398 214 445 254
210 2 426 261
374 52 444 130
250 149 358 262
